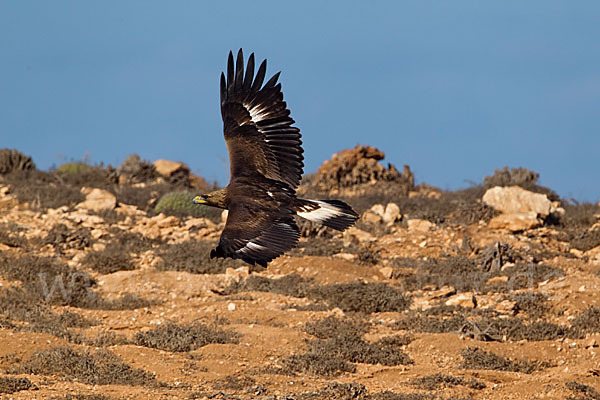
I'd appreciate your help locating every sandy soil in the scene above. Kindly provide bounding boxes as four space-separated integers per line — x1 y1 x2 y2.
0 184 599 400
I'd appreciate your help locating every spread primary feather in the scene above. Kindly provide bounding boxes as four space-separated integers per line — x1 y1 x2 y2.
195 49 359 268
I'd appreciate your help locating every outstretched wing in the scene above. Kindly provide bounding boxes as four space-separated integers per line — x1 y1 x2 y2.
210 202 300 267
221 49 304 189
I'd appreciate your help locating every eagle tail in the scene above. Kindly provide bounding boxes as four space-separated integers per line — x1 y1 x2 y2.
296 199 358 231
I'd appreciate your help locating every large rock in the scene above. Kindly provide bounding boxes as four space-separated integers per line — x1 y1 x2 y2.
153 159 193 187
153 159 187 177
76 187 117 211
482 186 554 217
488 212 541 232
315 145 414 190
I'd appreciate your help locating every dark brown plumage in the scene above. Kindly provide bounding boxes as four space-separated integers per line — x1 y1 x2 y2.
194 50 358 267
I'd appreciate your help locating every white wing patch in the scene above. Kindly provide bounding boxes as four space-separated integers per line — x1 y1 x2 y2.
239 241 268 255
297 200 354 224
244 103 270 124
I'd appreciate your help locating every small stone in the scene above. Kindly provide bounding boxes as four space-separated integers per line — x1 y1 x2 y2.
227 303 236 311
156 215 180 228
427 286 456 299
570 248 584 258
334 253 358 261
369 204 385 217
379 266 394 279
407 219 434 233
76 187 117 211
343 226 376 244
362 211 383 224
585 245 600 264
382 202 401 224
487 276 509 285
495 299 516 313
445 293 476 308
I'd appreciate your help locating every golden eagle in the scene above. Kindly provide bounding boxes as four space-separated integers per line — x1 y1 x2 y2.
193 50 358 267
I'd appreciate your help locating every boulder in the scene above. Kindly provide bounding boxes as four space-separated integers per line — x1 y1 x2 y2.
153 159 187 177
487 212 541 232
483 186 553 217
153 159 192 187
76 187 116 211
315 145 414 190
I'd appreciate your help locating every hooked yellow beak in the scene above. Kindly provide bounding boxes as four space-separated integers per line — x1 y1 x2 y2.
192 195 206 204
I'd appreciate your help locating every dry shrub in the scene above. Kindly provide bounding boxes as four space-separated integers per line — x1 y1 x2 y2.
134 322 239 352
308 282 411 313
0 148 36 174
282 316 412 377
4 170 85 210
0 287 92 342
116 154 158 184
10 346 157 386
0 254 156 311
509 292 550 319
559 203 600 230
0 224 28 248
44 223 92 251
460 347 553 374
570 307 600 336
85 331 130 347
410 373 485 390
483 166 559 200
394 255 563 294
295 382 431 400
226 274 313 298
565 381 600 400
395 312 573 342
81 242 135 274
113 182 174 212
282 352 356 377
51 395 111 400
304 315 369 339
212 375 256 391
569 229 600 252
0 376 36 394
157 240 245 274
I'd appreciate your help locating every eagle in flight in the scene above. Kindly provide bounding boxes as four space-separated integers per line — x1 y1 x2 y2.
193 50 358 267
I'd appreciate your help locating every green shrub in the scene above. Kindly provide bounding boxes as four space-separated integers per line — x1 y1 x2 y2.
154 191 221 220
55 162 92 174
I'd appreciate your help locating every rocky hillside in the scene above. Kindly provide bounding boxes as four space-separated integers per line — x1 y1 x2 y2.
0 147 599 399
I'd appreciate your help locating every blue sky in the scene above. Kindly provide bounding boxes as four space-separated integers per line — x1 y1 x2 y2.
1 1 599 201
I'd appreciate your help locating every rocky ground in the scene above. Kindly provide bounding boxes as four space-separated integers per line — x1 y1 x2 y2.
0 147 599 400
